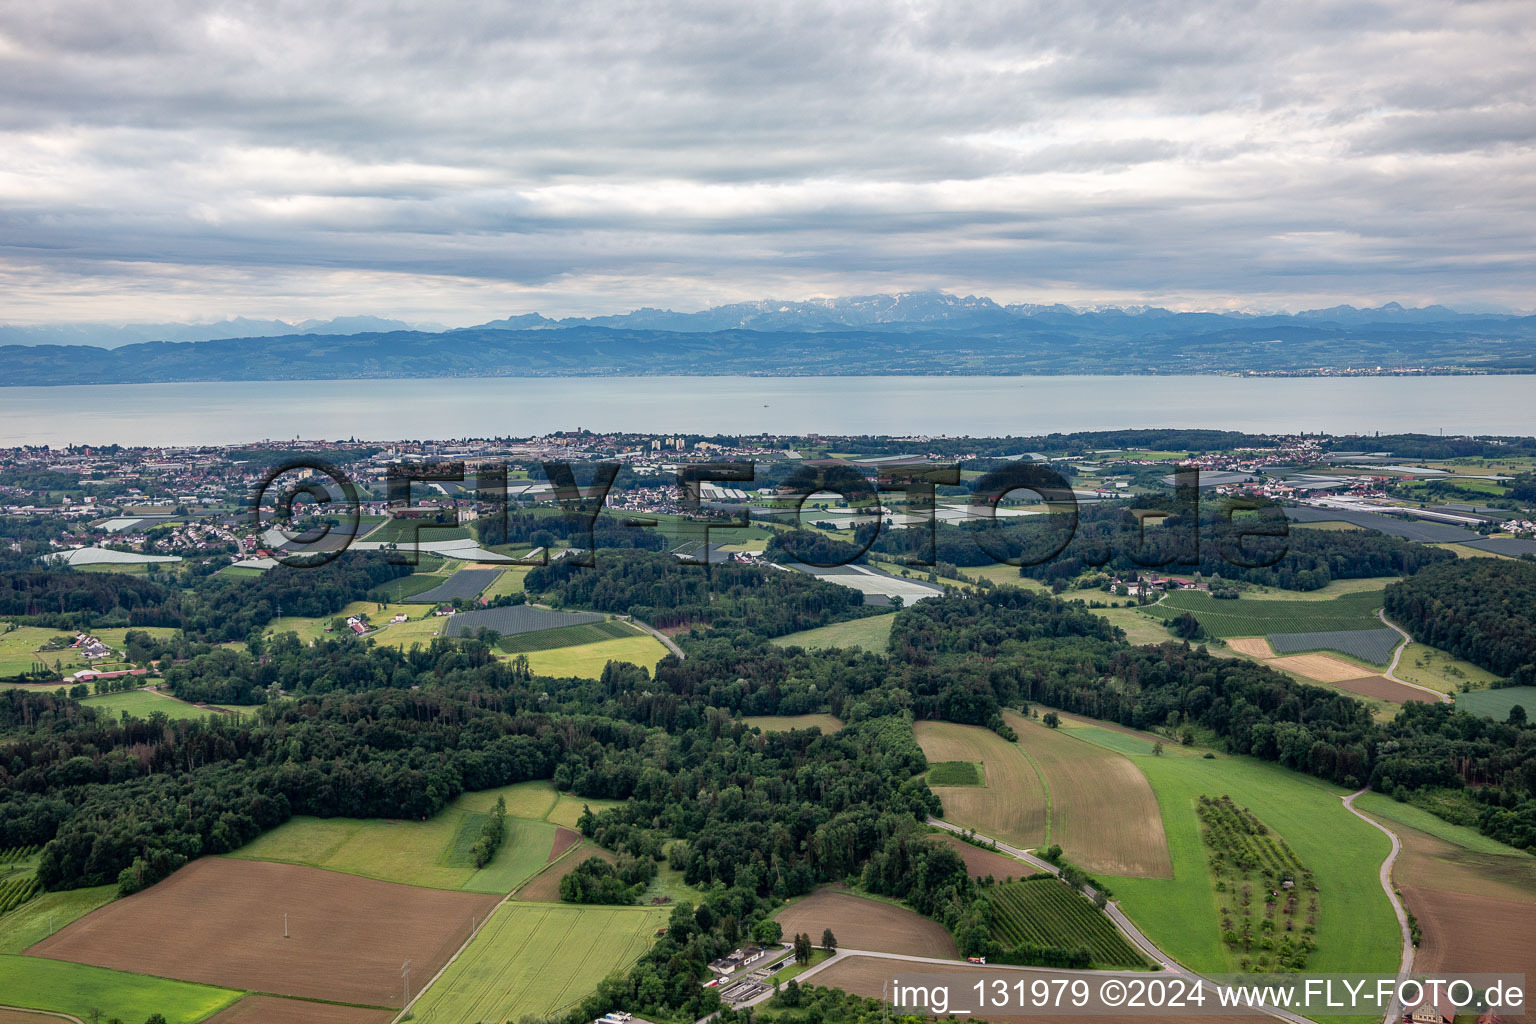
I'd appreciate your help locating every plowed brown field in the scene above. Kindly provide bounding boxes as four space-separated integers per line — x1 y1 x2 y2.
1400 885 1536 982
514 844 616 902
1331 674 1437 703
204 996 395 1024
776 889 957 958
932 834 1037 882
548 826 581 862
27 858 500 1006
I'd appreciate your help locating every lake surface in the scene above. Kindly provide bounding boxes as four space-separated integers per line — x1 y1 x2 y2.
2 375 1533 446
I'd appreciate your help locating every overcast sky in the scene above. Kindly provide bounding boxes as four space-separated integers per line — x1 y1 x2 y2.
1 0 1532 325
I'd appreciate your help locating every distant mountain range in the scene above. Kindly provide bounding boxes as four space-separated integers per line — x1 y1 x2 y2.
3 292 1534 385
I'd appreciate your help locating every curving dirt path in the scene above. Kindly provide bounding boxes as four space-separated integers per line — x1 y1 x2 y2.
0 1007 85 1024
1342 787 1414 1024
1374 609 1452 704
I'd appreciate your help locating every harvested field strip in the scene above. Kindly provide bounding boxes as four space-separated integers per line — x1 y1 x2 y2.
1399 886 1536 981
1146 590 1385 638
1226 637 1275 657
1267 628 1400 666
403 568 503 604
1006 712 1171 879
914 721 1046 850
203 996 396 1024
407 903 667 1024
775 888 957 959
26 859 500 1006
1265 653 1373 683
0 954 242 1024
989 879 1147 969
497 619 637 653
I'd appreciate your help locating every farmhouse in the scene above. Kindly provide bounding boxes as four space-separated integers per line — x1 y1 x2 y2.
70 634 114 660
1402 992 1456 1024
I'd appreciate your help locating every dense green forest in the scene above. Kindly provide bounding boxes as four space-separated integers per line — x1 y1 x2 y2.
1384 559 1536 684
525 548 883 634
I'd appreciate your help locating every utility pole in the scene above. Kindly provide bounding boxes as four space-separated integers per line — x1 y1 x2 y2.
401 959 412 1007
284 913 289 939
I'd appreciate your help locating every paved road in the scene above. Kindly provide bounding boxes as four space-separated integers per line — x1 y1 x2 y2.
1376 609 1450 703
926 818 1315 1024
1342 788 1415 1024
628 616 685 660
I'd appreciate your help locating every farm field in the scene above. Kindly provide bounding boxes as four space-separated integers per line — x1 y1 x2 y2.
927 760 983 786
28 858 498 1006
1266 627 1400 665
361 519 472 545
1456 686 1536 720
0 625 87 677
914 720 1046 850
1006 712 1172 878
1091 604 1186 646
366 561 453 602
443 604 605 638
1393 641 1501 694
1384 820 1536 903
407 903 667 1024
514 840 615 902
229 807 556 894
931 834 1035 881
1103 754 1399 979
1400 886 1536 983
742 713 844 733
204 995 395 1024
1238 578 1395 600
776 888 958 958
1350 791 1522 857
404 567 503 604
480 566 531 598
770 611 897 652
0 955 241 1024
498 619 640 653
79 688 214 721
1050 711 1198 757
1144 589 1385 638
522 634 670 678
0 885 116 954
988 879 1148 969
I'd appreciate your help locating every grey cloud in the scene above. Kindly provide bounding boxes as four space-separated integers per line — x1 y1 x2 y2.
0 0 1531 321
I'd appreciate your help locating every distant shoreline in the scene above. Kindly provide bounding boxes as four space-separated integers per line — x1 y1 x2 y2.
2 367 1533 388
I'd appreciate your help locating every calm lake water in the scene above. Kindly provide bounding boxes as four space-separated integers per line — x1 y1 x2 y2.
2 375 1533 446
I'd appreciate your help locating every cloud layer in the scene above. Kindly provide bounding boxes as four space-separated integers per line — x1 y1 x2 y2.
1 0 1532 322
